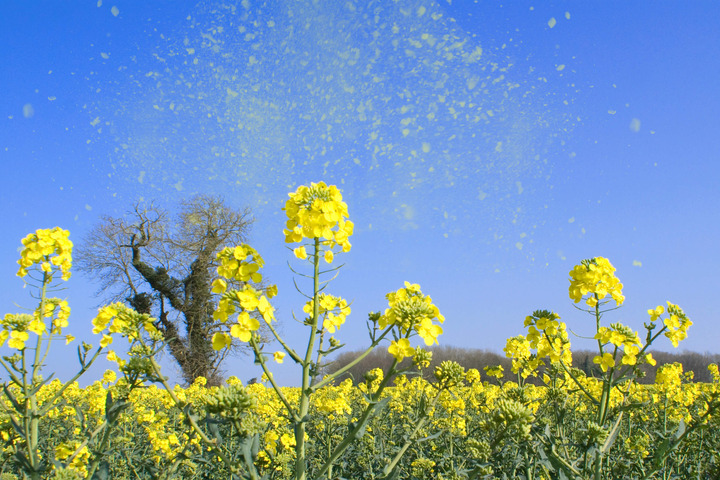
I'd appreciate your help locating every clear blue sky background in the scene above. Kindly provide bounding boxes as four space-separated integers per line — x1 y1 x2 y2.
1 1 718 386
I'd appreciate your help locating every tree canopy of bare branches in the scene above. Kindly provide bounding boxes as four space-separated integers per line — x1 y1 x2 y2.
75 194 256 386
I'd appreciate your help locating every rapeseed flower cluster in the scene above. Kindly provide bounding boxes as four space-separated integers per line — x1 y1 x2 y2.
381 281 444 346
524 311 570 362
653 362 701 423
484 365 504 380
16 227 73 280
509 310 571 377
654 362 684 392
283 181 354 260
214 244 264 285
91 302 159 348
0 299 73 350
212 284 276 348
54 442 90 477
0 314 33 350
204 384 257 421
593 323 656 371
504 335 541 378
436 390 467 435
313 380 354 417
412 346 433 368
37 298 71 334
650 302 693 348
1 228 76 350
568 257 625 307
302 293 351 333
379 282 444 361
212 244 277 349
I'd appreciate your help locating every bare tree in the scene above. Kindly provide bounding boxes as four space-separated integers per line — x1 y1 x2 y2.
75 195 258 386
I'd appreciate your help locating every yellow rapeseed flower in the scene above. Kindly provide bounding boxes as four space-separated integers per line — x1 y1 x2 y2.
17 227 73 280
647 305 664 322
294 246 308 259
230 312 260 342
593 352 615 372
416 318 443 345
568 257 624 307
8 330 29 350
388 338 414 361
212 332 232 350
283 182 353 254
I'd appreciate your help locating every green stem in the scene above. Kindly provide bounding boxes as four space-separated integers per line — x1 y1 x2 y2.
594 296 608 480
37 346 104 417
556 360 600 405
314 329 326 383
249 336 298 422
262 316 302 364
0 357 24 387
311 326 393 391
294 237 321 480
25 271 50 477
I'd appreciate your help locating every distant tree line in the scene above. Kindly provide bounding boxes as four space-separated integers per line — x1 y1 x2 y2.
324 346 720 385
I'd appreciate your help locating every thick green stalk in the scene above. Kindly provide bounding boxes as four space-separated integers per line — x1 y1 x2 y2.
24 272 50 478
311 326 393 391
594 297 609 480
294 237 321 480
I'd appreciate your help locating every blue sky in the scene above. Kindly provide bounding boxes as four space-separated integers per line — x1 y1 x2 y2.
1 1 718 386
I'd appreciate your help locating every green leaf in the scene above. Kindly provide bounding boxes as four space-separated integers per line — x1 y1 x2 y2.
416 429 445 443
9 415 25 437
2 384 21 411
674 419 686 439
13 450 33 472
600 411 623 455
106 398 130 424
205 416 224 444
27 372 56 398
91 460 110 480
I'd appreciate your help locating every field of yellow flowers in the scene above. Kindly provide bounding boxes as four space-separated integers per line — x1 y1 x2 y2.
1 365 718 479
2 183 718 480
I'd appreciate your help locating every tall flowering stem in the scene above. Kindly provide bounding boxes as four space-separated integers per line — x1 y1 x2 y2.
1 228 143 479
205 182 446 480
285 183 352 480
521 256 698 480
